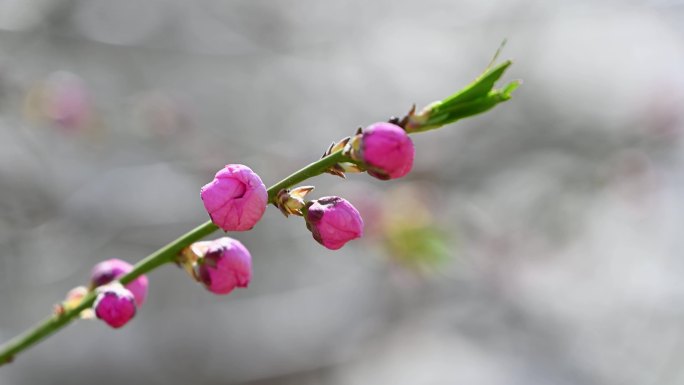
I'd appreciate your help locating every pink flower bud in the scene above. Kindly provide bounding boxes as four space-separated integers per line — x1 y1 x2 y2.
90 259 149 307
201 164 268 231
305 196 364 250
196 237 252 295
361 122 415 180
94 284 137 329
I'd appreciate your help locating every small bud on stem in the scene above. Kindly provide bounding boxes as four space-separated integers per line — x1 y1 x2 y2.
201 164 268 232
305 196 364 250
275 186 315 217
180 237 253 295
94 283 137 329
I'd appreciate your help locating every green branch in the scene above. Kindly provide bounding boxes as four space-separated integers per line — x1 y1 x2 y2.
0 59 518 366
266 151 347 203
0 150 349 366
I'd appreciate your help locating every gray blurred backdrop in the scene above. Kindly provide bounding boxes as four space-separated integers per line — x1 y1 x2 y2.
1 0 684 384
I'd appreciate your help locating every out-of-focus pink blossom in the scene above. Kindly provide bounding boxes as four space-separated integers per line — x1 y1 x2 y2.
94 284 137 329
305 196 364 250
201 164 268 232
196 237 252 295
90 259 148 307
45 72 92 131
361 122 414 180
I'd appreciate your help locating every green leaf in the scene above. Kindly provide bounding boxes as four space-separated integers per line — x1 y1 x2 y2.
435 60 513 111
406 61 520 133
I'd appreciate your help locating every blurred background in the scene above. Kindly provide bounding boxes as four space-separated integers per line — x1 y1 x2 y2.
1 0 684 384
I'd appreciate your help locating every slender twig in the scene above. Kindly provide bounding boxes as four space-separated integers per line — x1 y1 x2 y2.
0 57 518 366
267 151 346 202
0 150 348 366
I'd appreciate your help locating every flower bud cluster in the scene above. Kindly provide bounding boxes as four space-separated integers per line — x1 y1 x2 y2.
88 259 149 329
85 120 417 329
90 259 148 306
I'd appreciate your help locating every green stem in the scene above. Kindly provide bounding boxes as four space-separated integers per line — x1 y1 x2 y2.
267 150 346 203
0 56 519 365
0 150 348 366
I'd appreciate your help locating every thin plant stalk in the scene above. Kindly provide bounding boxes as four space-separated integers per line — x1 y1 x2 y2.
0 58 517 366
0 150 348 365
